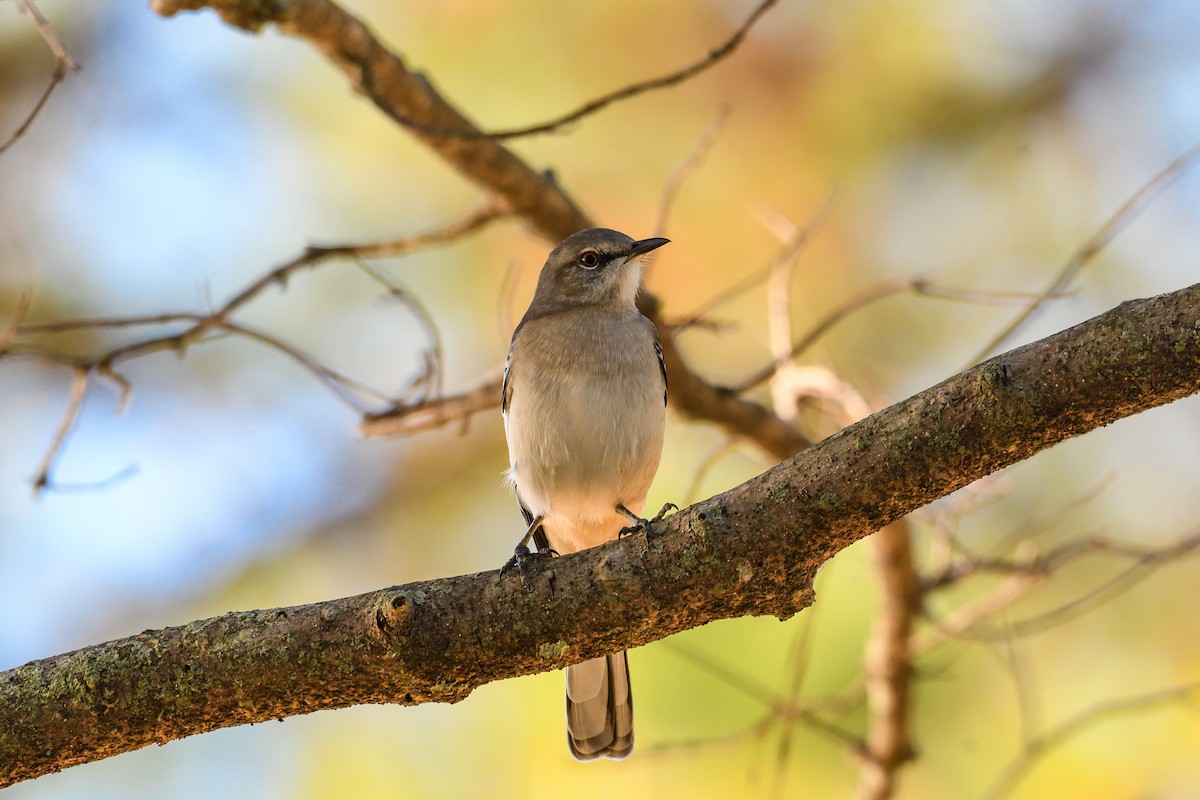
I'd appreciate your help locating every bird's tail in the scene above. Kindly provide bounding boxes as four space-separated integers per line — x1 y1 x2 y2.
565 651 633 761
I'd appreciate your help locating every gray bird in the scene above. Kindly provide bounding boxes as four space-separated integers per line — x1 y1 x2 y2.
501 227 672 761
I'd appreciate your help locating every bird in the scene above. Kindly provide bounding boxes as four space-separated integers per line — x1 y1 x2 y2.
500 227 673 761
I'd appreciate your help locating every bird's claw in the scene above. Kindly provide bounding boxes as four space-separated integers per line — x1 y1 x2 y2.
618 502 679 543
499 544 557 589
617 521 646 539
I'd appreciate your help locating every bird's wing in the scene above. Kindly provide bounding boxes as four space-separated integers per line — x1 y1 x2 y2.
501 340 515 415
654 332 667 406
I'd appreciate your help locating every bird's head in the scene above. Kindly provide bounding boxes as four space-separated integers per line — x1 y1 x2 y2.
532 228 670 311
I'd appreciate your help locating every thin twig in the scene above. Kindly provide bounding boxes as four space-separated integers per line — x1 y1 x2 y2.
359 375 503 437
769 609 824 798
19 312 208 334
735 279 1071 394
670 193 837 333
353 259 445 404
379 1 777 141
15 0 77 68
763 207 810 421
992 470 1116 554
662 641 779 707
310 202 507 260
1005 633 1041 745
682 438 739 505
6 205 505 487
970 137 1200 363
220 321 390 412
738 280 911 393
981 680 1200 800
652 106 731 238
958 555 1181 640
31 367 87 497
648 638 862 760
821 517 1200 746
922 530 1200 594
920 531 1200 647
817 570 1043 734
0 0 81 155
497 260 523 343
37 465 140 493
648 606 863 776
1 292 32 351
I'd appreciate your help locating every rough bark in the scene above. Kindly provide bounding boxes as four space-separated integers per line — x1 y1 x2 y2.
3 282 1198 786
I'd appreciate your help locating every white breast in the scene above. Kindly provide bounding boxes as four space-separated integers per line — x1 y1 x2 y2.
503 310 665 554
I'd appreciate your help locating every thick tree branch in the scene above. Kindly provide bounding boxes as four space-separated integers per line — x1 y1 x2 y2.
3 283 1198 786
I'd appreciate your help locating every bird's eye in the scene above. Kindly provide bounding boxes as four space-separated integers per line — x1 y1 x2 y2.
578 251 601 269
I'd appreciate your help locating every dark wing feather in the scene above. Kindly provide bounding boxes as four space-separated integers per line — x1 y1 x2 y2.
653 333 667 406
501 344 514 414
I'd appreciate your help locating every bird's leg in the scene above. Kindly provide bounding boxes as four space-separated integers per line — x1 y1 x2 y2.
616 502 679 542
500 515 557 588
531 524 553 555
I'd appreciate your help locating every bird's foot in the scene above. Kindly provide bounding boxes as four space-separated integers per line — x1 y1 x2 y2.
499 543 558 589
617 502 679 543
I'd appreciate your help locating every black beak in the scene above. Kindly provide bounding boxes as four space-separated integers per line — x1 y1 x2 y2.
626 237 671 258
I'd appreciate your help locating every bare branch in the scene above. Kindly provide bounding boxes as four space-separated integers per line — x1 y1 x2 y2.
682 438 739 505
769 609 835 794
736 278 1071 395
994 634 1040 746
258 1 776 142
30 366 87 497
856 523 919 800
0 0 80 155
0 292 32 351
353 260 445 403
671 195 836 333
14 0 77 70
912 573 1042 653
305 201 508 261
19 312 208 334
652 106 731 238
921 530 1200 595
991 470 1115 554
763 206 839 422
916 530 1200 659
663 641 778 707
360 376 502 437
971 136 1200 362
5 206 505 483
220 321 391 411
30 465 139 494
460 0 775 141
982 680 1200 800
648 618 863 770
